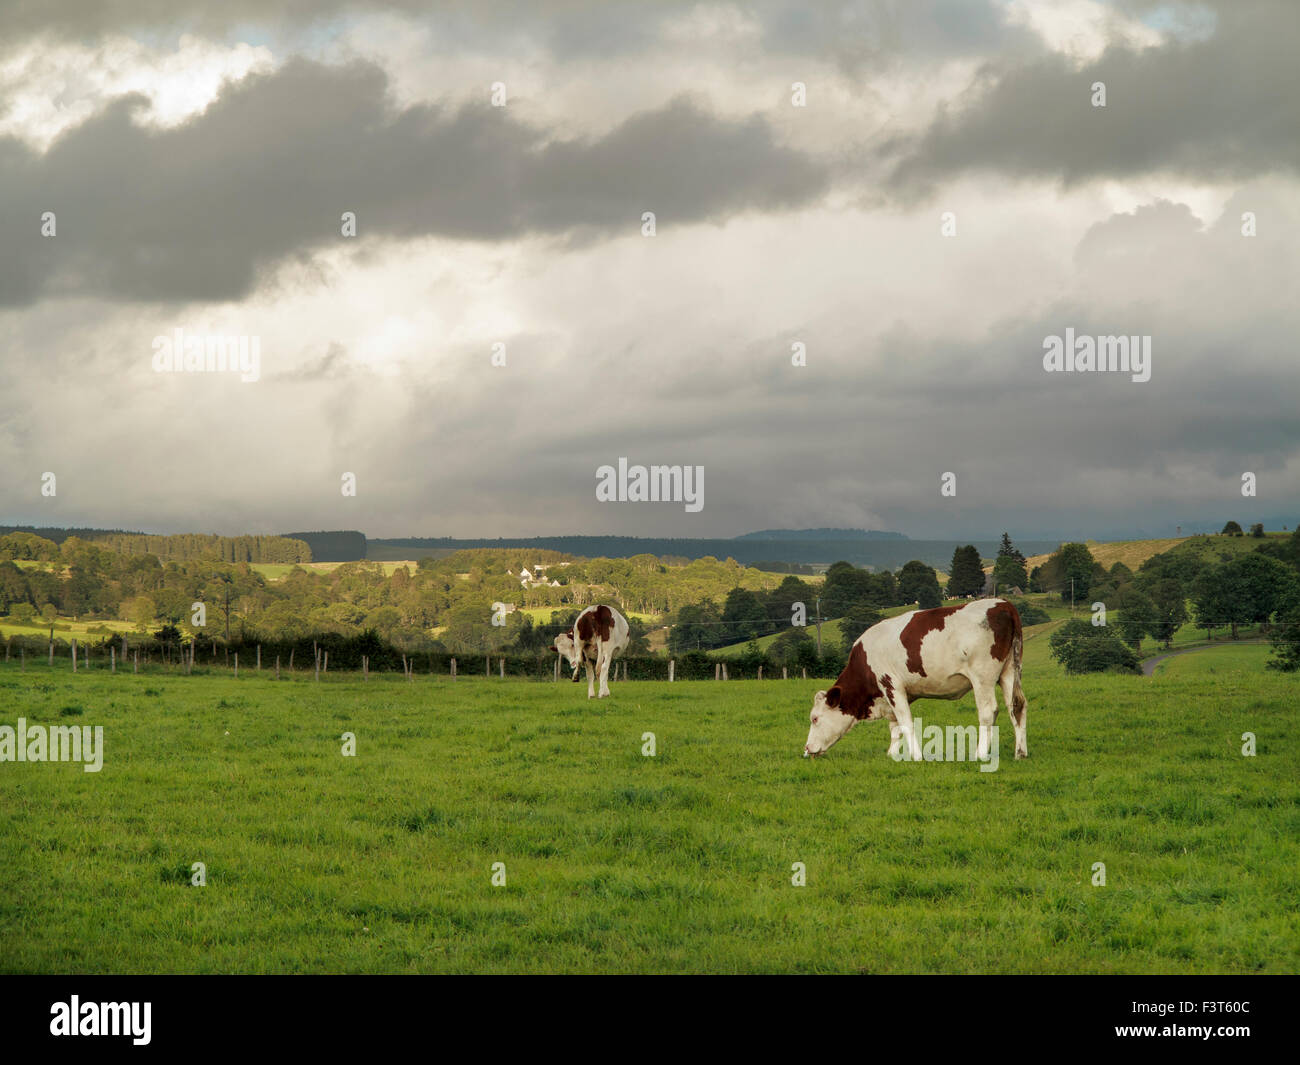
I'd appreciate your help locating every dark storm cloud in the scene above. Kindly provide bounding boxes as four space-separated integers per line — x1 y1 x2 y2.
759 0 1041 74
888 1 1300 194
0 58 829 306
2 0 1032 63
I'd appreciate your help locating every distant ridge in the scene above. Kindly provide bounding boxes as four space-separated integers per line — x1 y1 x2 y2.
734 528 907 541
366 534 1063 570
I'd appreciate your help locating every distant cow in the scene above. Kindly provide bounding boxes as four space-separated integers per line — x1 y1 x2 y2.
552 604 630 699
803 598 1027 762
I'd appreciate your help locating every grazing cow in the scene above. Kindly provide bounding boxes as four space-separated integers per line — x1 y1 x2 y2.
552 604 630 699
803 598 1027 762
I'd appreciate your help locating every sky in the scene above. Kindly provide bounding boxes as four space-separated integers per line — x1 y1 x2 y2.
1 0 1295 542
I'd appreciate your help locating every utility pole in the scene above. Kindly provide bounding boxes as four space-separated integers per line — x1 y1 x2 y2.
815 596 822 656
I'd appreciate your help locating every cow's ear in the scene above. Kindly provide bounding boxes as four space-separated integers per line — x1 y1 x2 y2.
550 644 557 653
825 686 842 709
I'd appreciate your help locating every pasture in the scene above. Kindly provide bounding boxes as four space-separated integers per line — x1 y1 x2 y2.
0 659 1296 973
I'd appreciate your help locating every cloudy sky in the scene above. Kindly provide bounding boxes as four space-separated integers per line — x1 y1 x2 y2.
1 0 1295 541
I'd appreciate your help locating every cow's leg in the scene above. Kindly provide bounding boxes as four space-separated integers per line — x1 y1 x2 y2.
886 715 903 759
1000 660 1027 758
584 656 596 699
890 693 922 762
597 649 613 698
973 680 999 762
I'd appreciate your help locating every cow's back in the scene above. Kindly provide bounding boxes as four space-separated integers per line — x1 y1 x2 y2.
861 599 1017 698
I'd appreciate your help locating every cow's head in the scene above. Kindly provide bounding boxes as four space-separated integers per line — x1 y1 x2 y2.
803 687 858 758
551 633 582 679
803 644 893 757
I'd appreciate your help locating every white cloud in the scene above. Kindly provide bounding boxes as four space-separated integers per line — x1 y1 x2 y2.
0 33 273 150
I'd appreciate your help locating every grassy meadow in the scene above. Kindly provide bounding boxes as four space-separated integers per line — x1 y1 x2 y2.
1 653 1296 974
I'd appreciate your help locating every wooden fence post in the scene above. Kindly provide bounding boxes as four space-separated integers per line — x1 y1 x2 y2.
234 653 238 678
323 651 328 675
802 668 807 680
782 666 788 680
722 663 729 681
257 645 261 671
276 655 281 681
289 648 295 672
451 657 457 679
553 656 560 682
499 657 505 679
485 656 490 677
668 659 675 683
111 647 116 673
714 663 721 681
758 665 763 680
134 651 139 673
72 639 77 673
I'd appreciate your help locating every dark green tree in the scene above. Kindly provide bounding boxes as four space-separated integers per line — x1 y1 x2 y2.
899 561 943 608
1048 620 1141 674
1058 543 1097 604
1115 588 1158 652
1148 579 1188 648
947 545 985 598
839 600 884 655
722 587 770 643
821 562 877 617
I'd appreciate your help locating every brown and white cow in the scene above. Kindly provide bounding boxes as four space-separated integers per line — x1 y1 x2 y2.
803 598 1027 762
552 604 630 699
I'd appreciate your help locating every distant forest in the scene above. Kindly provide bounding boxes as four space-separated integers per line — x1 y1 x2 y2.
281 530 367 562
0 527 310 563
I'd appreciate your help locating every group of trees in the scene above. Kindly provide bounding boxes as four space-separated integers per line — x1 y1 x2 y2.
666 556 952 660
0 541 795 658
944 534 1029 599
0 529 310 563
10 523 1299 675
1220 521 1266 538
1047 528 1300 672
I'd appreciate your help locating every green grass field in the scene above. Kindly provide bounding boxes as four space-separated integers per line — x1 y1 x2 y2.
1 654 1296 974
0 618 137 640
1153 642 1273 677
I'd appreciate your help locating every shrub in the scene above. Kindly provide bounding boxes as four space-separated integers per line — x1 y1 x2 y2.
1048 620 1141 674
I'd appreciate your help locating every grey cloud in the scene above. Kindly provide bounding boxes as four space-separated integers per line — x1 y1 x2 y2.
3 1 1034 64
887 1 1300 194
0 58 829 306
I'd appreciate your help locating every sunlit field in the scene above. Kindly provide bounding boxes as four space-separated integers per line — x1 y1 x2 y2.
2 658 1296 973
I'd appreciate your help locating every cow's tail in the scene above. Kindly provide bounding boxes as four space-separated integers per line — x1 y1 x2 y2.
1005 604 1028 758
1010 624 1026 722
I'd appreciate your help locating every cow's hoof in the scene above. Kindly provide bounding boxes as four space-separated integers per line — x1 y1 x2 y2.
1016 749 1028 759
